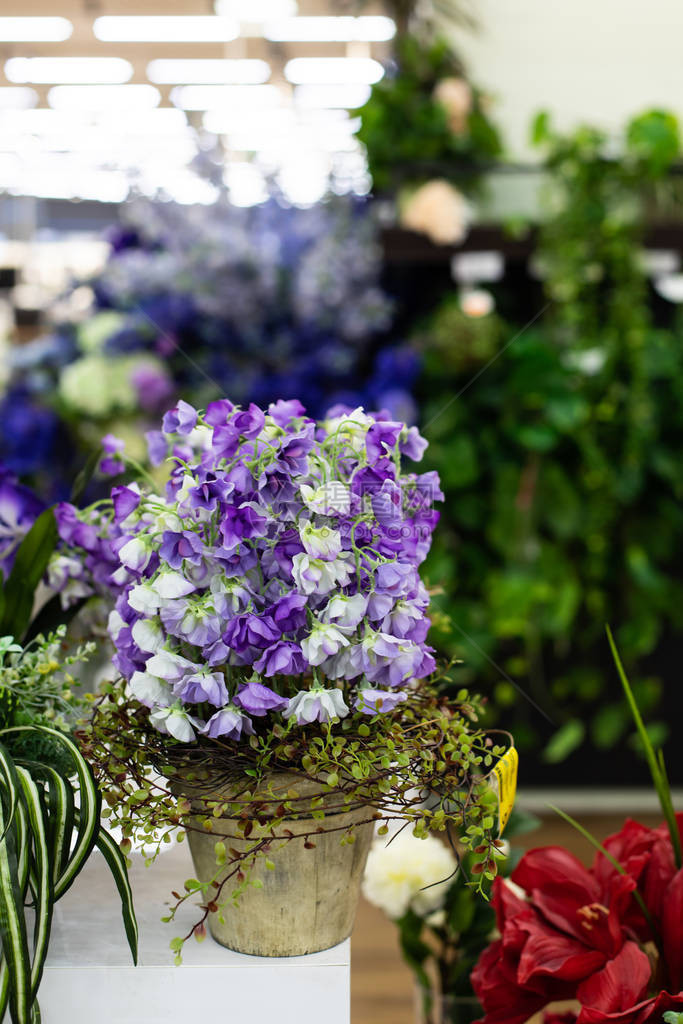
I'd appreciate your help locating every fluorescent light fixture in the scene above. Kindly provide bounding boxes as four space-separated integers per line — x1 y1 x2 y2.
174 84 282 112
0 87 38 110
265 16 395 41
93 16 238 43
293 84 371 109
48 85 161 111
0 17 72 42
147 59 270 85
215 0 297 22
284 58 384 85
5 57 133 85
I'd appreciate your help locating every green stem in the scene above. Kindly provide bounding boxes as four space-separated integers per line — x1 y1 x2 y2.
606 625 681 869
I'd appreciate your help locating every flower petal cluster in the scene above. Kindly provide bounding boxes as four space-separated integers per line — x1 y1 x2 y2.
472 817 683 1024
52 400 441 743
362 832 458 919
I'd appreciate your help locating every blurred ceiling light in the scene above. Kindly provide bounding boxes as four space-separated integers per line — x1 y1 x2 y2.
148 59 270 84
175 84 282 112
0 17 72 41
293 84 371 109
5 57 133 84
215 0 297 22
224 163 269 207
93 16 238 43
265 16 395 41
284 58 384 85
0 87 38 109
48 84 161 111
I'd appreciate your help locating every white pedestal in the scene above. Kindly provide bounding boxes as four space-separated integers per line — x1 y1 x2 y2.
38 845 350 1024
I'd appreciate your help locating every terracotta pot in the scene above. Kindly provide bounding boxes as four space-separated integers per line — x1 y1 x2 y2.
181 771 374 957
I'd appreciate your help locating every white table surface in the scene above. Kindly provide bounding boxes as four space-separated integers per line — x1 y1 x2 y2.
36 844 350 1024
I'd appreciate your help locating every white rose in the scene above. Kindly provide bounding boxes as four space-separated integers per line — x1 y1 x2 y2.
362 832 458 919
400 180 470 247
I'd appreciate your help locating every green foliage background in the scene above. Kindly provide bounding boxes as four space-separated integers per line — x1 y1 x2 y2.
415 110 683 763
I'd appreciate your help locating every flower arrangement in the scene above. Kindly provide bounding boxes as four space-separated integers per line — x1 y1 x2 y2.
51 398 511 957
2 193 416 497
471 633 683 1023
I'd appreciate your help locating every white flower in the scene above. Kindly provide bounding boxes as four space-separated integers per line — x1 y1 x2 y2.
145 650 198 683
129 671 172 708
119 536 152 573
322 407 373 453
432 77 472 134
283 687 349 724
460 288 495 319
300 522 342 561
301 623 350 666
152 571 195 600
292 552 353 596
322 592 367 629
149 705 201 743
131 617 165 654
362 832 458 919
400 180 470 247
127 582 161 615
299 481 350 516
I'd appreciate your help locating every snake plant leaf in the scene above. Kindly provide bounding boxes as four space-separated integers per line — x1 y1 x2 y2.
87 822 139 965
0 767 32 1024
16 768 55 999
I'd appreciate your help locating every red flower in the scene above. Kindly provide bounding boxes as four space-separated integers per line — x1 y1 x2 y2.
472 848 633 1024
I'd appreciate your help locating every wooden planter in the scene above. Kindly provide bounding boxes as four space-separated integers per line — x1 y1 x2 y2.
182 772 375 957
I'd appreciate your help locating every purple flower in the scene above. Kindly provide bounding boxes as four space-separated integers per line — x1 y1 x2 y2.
130 361 174 412
354 688 408 715
162 399 198 436
371 479 403 526
204 399 235 427
99 433 125 476
0 467 44 574
174 669 229 707
188 472 233 513
112 484 141 522
223 613 280 654
268 399 306 427
400 426 428 462
253 641 306 677
159 530 204 569
234 679 288 715
283 687 349 724
219 503 268 551
145 430 169 467
55 503 99 552
375 562 416 598
267 591 308 633
233 403 265 438
210 424 242 461
201 706 255 740
366 420 403 461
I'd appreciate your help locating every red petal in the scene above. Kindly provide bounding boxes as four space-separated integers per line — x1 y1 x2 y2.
513 848 601 907
662 868 683 991
576 942 650 1013
517 921 607 984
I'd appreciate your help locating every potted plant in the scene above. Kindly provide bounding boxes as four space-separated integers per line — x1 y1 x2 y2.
0 480 137 1024
51 398 513 960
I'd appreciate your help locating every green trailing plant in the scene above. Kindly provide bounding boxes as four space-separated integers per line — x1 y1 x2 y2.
356 35 501 193
417 109 683 763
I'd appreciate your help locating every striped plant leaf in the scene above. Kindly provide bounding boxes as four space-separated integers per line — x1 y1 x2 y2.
16 768 54 998
20 762 75 886
0 763 32 1024
89 823 139 965
0 741 20 843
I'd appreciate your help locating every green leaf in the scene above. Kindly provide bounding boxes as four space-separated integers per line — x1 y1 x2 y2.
543 719 585 763
0 509 58 642
0 764 32 1024
16 768 54 999
89 824 138 965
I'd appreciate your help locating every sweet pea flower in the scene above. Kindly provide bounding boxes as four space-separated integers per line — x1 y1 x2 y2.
322 592 367 630
159 530 205 569
283 687 349 725
174 669 229 707
253 641 306 677
152 570 196 601
149 704 202 742
131 617 165 654
300 522 342 561
299 481 350 516
118 536 153 573
301 623 350 666
145 650 199 683
201 706 255 740
129 670 172 707
268 591 308 633
292 552 353 596
234 679 289 716
354 688 408 715
99 433 126 476
162 399 198 437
